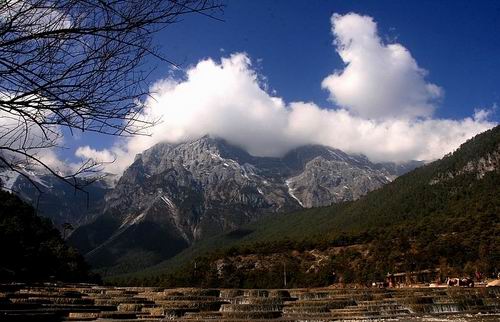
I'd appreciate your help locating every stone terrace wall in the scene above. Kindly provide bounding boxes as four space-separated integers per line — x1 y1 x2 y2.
0 284 499 321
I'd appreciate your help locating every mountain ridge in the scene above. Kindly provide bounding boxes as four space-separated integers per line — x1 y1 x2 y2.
116 126 499 287
69 135 421 274
0 168 110 229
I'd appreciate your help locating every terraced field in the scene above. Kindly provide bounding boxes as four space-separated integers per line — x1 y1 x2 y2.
0 284 499 321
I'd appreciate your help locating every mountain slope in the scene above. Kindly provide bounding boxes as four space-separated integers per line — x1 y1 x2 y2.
119 126 500 287
0 169 110 228
228 124 500 239
70 136 419 274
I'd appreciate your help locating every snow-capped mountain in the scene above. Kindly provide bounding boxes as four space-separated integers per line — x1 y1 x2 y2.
69 136 422 271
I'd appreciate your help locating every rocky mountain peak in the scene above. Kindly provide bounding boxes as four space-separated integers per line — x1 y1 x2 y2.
70 135 422 272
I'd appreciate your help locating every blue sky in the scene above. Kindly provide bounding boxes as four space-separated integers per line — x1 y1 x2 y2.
64 0 499 172
153 0 500 119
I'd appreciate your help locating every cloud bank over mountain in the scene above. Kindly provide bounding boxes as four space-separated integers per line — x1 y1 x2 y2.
76 13 496 174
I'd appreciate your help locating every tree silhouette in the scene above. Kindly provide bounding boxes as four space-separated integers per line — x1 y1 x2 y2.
0 0 223 193
62 222 74 239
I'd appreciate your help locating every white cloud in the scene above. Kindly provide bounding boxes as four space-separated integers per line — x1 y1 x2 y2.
473 104 497 122
0 94 64 171
322 13 443 119
77 13 496 174
0 1 72 34
75 146 115 164
286 103 494 162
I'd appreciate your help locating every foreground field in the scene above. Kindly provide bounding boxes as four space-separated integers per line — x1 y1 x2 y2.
0 284 499 321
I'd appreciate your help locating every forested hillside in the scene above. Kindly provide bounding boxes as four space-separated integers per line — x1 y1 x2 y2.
68 136 420 275
0 190 97 282
111 126 500 287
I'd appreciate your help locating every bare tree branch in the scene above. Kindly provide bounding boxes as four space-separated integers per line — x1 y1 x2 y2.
0 0 224 192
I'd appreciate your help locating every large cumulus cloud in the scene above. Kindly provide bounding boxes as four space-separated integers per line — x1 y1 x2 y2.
77 13 496 174
321 13 443 119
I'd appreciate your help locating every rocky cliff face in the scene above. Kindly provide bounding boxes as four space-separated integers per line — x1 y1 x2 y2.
70 136 421 272
456 146 500 179
430 143 500 184
285 155 389 208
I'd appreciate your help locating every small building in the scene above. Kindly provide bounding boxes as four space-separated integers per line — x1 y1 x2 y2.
387 269 441 286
